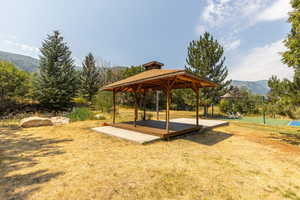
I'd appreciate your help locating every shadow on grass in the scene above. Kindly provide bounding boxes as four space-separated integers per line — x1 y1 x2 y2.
0 127 73 200
173 130 233 146
268 131 300 146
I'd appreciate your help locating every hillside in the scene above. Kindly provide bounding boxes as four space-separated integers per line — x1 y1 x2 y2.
231 80 269 95
0 50 39 72
0 51 128 73
0 50 271 95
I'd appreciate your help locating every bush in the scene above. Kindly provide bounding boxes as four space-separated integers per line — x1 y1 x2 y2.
219 99 231 114
72 97 89 105
67 107 94 122
92 91 113 113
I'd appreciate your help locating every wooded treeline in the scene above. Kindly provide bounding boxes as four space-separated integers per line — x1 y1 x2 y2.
266 0 300 119
2 3 300 121
0 31 232 116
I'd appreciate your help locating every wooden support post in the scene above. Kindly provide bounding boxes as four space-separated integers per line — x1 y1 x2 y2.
165 99 167 123
166 89 170 132
113 90 116 124
192 84 199 126
156 90 159 120
162 79 176 133
143 90 146 120
134 92 138 127
196 88 199 126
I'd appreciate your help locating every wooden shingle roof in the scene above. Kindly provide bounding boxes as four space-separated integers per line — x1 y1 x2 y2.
101 68 217 93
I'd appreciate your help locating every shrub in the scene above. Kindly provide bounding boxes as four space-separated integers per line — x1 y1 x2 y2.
67 107 94 122
92 91 113 113
72 97 89 107
73 97 89 104
219 99 231 114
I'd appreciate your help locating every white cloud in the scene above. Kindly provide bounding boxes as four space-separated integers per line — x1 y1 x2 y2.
4 40 38 53
199 0 291 31
0 37 39 58
229 40 294 81
196 0 273 51
223 39 241 51
195 0 292 52
200 0 269 28
256 0 292 22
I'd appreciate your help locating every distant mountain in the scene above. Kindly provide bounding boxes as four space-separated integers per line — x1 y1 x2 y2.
231 80 270 95
0 50 272 95
0 51 130 73
112 66 127 71
0 50 39 72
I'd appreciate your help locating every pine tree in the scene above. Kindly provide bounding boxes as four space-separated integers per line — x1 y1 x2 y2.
185 32 231 116
80 53 102 101
35 31 78 110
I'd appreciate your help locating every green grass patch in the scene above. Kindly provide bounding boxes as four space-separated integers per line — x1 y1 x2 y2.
229 116 290 126
282 190 300 200
67 107 95 122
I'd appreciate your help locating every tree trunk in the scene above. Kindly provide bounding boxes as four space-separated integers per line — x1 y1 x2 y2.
203 105 208 118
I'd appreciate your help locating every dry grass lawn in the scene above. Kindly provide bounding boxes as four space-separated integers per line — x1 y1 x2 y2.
1 111 300 200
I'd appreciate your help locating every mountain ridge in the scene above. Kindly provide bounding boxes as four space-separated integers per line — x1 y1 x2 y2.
0 50 270 95
0 50 39 72
231 80 269 95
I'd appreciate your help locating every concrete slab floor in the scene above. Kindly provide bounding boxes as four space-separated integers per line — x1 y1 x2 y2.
92 126 161 144
92 118 228 144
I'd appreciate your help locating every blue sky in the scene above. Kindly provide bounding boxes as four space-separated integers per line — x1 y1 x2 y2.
0 0 294 81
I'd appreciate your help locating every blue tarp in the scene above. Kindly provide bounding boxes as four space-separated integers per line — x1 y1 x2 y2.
288 121 300 126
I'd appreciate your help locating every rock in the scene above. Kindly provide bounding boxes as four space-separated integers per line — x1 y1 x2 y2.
50 117 70 125
95 114 106 120
20 117 53 128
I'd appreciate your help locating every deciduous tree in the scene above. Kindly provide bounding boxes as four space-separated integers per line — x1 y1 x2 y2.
0 61 30 102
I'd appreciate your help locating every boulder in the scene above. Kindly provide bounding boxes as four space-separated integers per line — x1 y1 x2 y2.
50 116 70 125
20 117 53 128
95 114 106 120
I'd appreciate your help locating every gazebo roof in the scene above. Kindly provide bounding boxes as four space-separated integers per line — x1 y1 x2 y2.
101 68 217 92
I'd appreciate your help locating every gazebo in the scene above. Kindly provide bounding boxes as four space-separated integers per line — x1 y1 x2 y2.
101 61 217 138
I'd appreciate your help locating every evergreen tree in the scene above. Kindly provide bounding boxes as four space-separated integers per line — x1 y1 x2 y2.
35 31 78 110
185 32 231 116
80 53 102 101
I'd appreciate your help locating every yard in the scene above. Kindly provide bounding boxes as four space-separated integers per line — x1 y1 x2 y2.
229 116 291 126
1 111 300 200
